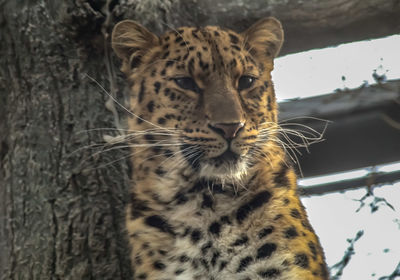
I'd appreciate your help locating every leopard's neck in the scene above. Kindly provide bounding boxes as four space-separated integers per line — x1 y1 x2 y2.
129 144 295 215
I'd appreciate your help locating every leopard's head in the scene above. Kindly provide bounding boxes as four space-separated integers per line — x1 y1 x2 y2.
112 18 283 182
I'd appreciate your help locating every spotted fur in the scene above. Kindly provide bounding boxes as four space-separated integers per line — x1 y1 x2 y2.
112 17 328 279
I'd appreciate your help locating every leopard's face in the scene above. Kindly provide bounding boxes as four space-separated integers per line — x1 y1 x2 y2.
112 19 283 181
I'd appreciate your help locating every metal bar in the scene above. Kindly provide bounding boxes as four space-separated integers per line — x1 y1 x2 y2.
299 169 400 196
278 80 400 178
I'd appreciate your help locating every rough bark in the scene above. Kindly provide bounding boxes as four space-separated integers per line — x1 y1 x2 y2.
0 1 133 279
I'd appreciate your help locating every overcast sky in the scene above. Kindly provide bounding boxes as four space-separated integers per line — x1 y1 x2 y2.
273 35 400 101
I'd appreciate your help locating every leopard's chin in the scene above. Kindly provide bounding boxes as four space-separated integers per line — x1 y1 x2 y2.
199 153 248 182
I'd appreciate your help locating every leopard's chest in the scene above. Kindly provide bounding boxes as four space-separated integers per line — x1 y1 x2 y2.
157 187 281 279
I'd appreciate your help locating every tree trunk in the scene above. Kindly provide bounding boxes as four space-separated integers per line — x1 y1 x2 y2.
0 1 133 279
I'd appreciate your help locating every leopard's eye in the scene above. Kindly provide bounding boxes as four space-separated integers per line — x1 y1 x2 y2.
238 75 256 91
173 77 200 93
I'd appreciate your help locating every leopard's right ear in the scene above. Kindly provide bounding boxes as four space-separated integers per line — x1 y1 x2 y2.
111 20 159 69
242 17 284 59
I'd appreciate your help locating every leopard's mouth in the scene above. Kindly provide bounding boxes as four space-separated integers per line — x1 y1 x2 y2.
198 149 248 181
180 142 249 180
211 149 240 163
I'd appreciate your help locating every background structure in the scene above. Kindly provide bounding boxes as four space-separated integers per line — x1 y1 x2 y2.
1 0 399 279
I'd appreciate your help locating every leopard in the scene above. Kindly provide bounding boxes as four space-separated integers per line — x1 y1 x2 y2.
111 17 329 280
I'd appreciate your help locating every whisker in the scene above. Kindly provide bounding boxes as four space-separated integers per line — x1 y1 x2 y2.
159 21 191 51
279 116 331 124
86 74 174 132
77 127 182 134
83 152 133 172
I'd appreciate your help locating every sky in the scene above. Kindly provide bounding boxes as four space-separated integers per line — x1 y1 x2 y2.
272 35 400 101
303 183 400 279
271 35 400 279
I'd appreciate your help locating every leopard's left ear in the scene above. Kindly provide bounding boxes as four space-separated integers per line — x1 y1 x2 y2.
111 20 159 72
242 17 284 58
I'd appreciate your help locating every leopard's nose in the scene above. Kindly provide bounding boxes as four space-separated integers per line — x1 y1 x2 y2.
208 122 245 140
